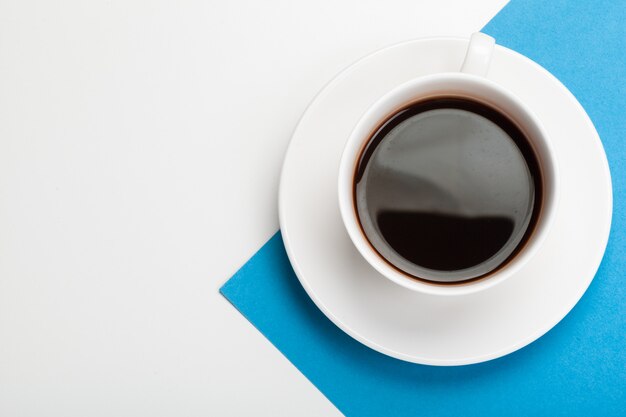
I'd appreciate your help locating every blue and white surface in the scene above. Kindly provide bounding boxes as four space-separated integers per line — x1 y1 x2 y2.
3 0 624 416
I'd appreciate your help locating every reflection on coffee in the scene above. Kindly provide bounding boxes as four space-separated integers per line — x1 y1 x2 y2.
353 97 542 284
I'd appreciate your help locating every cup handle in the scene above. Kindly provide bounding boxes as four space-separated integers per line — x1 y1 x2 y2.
460 32 495 77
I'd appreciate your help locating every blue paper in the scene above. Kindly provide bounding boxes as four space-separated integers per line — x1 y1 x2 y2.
221 1 626 415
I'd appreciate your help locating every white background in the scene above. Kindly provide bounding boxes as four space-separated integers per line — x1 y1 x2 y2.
0 1 506 415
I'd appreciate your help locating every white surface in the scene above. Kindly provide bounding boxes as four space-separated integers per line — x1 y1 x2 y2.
0 1 507 415
279 39 611 364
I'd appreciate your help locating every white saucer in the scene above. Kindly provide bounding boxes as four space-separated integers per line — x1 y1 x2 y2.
278 38 612 366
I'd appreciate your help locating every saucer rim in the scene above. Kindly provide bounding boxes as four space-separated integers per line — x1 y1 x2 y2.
278 37 613 366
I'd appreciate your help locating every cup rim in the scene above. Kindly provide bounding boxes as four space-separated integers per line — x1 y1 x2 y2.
337 72 559 296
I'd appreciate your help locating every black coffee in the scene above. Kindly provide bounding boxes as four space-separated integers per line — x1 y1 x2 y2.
354 97 542 284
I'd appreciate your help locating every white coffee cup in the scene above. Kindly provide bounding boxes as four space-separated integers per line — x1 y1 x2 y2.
338 33 559 296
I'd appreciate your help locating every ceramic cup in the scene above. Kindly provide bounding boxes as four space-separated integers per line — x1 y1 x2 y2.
338 33 559 296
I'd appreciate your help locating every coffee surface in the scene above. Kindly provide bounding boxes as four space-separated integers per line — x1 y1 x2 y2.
354 97 541 283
